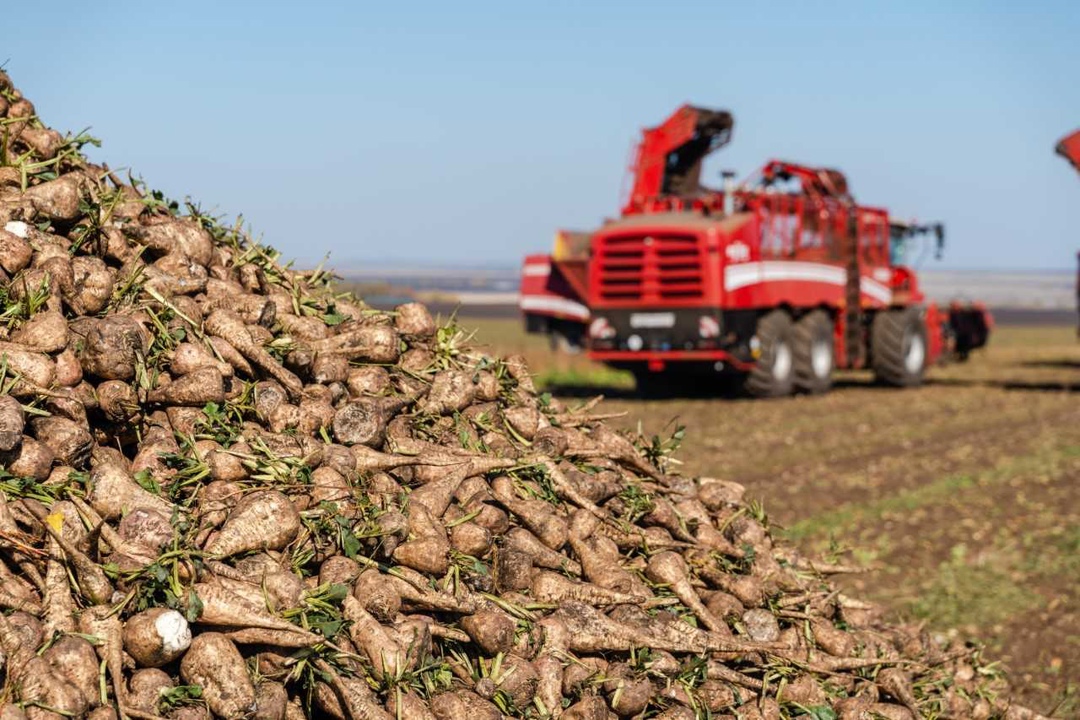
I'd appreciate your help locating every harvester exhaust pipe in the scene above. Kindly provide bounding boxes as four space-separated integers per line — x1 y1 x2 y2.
722 170 737 215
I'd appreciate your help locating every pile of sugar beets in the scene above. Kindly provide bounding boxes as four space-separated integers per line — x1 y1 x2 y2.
0 69 1048 720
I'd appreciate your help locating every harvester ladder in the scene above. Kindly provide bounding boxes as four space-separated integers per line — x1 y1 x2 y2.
843 214 863 367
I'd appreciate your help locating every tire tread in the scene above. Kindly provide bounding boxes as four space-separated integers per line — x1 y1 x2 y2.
793 310 833 394
745 310 794 397
871 307 925 387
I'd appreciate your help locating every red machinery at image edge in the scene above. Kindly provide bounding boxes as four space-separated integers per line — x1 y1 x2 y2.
1055 128 1080 336
520 105 992 396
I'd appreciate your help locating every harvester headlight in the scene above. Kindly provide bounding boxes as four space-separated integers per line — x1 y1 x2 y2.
627 334 644 352
589 317 616 340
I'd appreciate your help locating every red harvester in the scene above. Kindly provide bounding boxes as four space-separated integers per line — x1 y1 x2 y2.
1055 128 1080 336
521 105 991 396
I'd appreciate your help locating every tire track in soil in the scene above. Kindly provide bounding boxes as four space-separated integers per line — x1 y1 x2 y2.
730 389 1069 478
616 393 1076 525
740 404 1079 524
605 384 1073 496
825 437 1078 568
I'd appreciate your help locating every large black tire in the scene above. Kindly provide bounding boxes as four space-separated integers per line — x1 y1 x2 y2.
793 310 834 394
744 309 795 397
871 307 927 387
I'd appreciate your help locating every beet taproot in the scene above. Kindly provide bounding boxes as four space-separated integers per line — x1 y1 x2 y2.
180 633 256 719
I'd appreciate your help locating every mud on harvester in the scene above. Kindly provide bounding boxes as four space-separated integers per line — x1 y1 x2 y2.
521 105 992 396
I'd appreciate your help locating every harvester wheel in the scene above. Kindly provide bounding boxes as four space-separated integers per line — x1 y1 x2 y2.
793 310 834 394
745 309 795 397
871 307 927 387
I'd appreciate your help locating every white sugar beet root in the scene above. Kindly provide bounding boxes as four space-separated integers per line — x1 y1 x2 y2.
122 608 192 667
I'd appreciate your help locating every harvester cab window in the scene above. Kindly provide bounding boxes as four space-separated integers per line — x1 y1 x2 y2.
889 234 907 266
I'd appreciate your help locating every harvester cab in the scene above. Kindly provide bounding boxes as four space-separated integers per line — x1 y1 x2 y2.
889 220 946 265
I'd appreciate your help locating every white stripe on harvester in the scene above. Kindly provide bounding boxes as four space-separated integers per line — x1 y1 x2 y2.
859 278 893 304
519 295 590 320
521 264 551 277
725 261 892 303
725 261 845 290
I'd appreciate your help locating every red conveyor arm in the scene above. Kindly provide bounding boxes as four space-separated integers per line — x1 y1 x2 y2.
623 105 734 213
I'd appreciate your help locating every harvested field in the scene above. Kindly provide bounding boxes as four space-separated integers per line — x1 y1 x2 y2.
462 318 1080 715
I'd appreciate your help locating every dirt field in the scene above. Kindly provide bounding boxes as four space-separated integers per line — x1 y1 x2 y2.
458 317 1080 715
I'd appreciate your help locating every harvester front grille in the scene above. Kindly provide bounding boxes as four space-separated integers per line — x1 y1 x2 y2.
595 234 705 302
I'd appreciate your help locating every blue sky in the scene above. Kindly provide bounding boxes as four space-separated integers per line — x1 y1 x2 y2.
5 1 1078 271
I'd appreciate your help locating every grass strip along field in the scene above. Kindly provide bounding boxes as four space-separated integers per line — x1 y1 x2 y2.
461 317 1080 715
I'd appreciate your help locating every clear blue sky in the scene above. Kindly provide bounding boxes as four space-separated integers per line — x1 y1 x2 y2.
5 1 1078 271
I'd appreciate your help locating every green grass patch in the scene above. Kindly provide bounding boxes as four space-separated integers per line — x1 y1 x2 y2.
781 473 977 542
909 543 1038 629
906 526 1080 633
534 366 634 391
1023 524 1080 581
